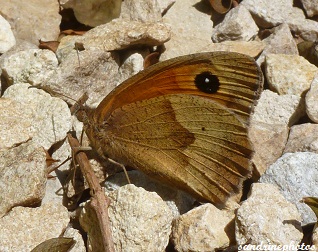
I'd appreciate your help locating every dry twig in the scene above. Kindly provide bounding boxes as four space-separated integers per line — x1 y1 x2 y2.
67 132 115 252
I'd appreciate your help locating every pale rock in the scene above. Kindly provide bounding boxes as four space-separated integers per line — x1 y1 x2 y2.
0 98 32 149
42 170 64 205
249 86 303 176
284 123 318 154
0 0 61 45
80 19 171 51
211 5 259 43
104 170 195 218
0 203 69 252
259 152 318 224
108 185 173 252
1 49 58 86
0 15 16 53
117 51 147 84
201 41 265 58
63 227 86 252
265 54 318 96
46 49 120 108
241 0 294 28
306 74 318 122
56 19 170 61
158 0 175 15
249 122 288 176
236 183 302 244
3 83 72 150
62 0 121 27
287 8 318 41
80 184 173 252
120 0 162 22
251 90 306 126
172 203 235 252
256 23 298 66
0 41 38 86
0 40 38 60
0 141 46 218
161 0 213 60
301 0 318 17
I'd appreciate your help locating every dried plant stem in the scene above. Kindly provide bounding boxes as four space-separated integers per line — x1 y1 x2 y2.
67 132 115 252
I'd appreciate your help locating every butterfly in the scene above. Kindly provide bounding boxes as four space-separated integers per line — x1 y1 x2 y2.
83 51 263 205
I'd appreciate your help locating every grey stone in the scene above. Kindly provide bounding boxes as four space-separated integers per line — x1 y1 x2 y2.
62 0 122 27
0 0 61 45
80 184 173 252
172 203 236 251
0 141 46 218
0 203 69 251
236 183 302 244
265 54 318 96
259 152 318 224
211 5 259 43
0 15 15 53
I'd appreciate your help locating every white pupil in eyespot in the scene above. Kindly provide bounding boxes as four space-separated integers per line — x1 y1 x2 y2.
205 78 210 83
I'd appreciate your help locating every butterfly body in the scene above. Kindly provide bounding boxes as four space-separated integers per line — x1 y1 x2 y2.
84 52 263 205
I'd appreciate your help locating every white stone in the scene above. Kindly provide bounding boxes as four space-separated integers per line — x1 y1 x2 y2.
256 23 298 65
306 74 318 123
0 203 69 251
62 0 122 27
80 184 173 252
260 152 318 224
211 5 259 43
0 98 32 149
161 0 213 60
47 49 120 108
251 89 306 126
0 0 61 45
3 83 72 149
172 203 235 251
117 51 146 84
249 122 289 176
241 0 294 28
0 141 46 218
265 54 318 96
80 19 171 51
1 49 58 86
201 41 265 58
284 123 318 154
120 0 162 22
157 0 175 14
57 20 170 58
0 15 16 53
104 170 194 218
301 0 318 17
287 8 318 41
236 183 302 244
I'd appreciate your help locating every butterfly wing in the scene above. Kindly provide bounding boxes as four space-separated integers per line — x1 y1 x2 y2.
87 94 252 204
86 52 263 204
93 51 263 125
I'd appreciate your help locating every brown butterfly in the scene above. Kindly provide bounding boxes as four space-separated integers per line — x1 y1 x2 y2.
83 51 263 205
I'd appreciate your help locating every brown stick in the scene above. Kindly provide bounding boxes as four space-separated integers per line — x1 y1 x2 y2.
67 132 115 252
